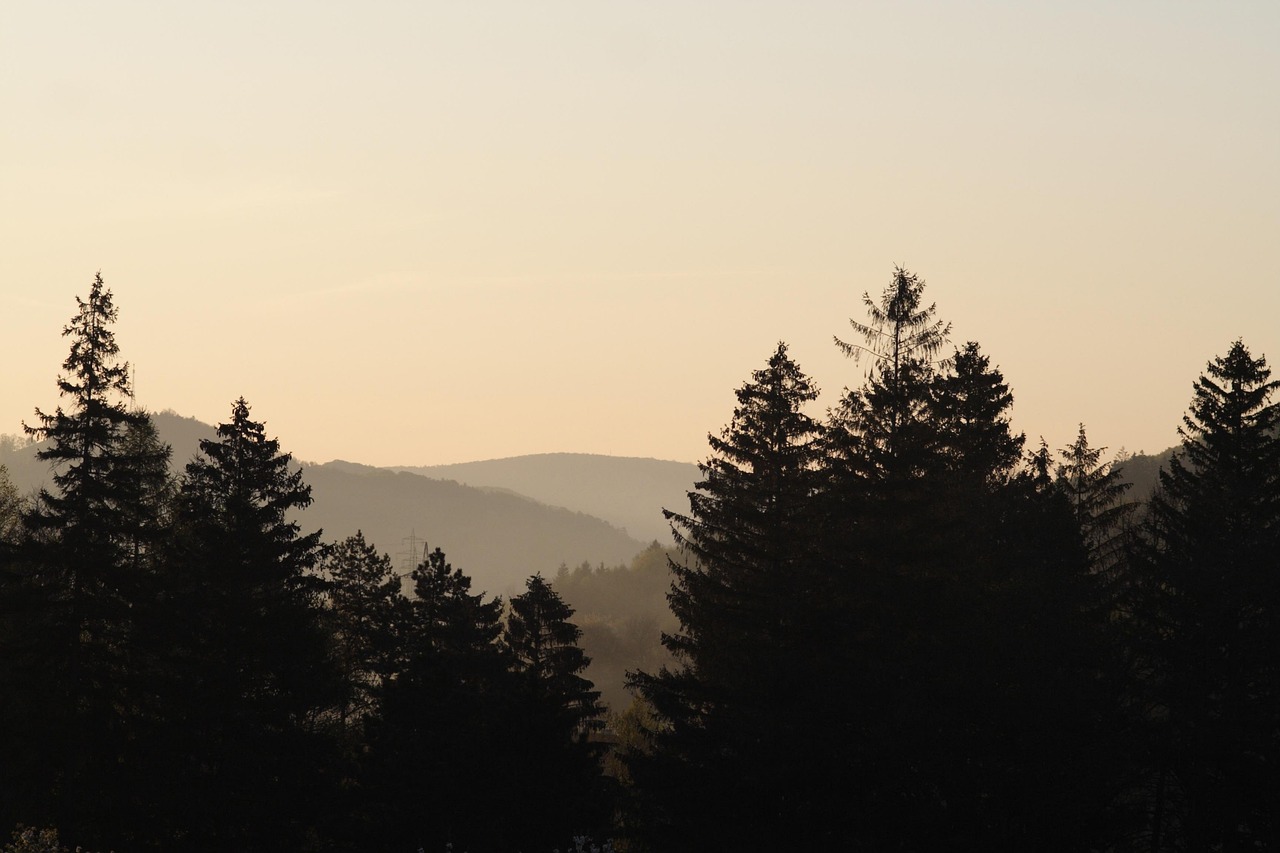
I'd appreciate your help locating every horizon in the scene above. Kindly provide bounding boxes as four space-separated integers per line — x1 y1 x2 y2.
3 3 1277 467
3 403 1183 474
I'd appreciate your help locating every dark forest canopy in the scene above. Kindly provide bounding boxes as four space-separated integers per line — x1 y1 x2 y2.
3 271 1279 852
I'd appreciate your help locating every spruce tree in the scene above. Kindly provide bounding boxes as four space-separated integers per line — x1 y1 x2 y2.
630 342 831 851
322 530 404 730
504 574 608 847
824 270 954 658
1 274 171 847
821 277 958 847
828 288 1124 849
364 545 513 852
507 573 602 732
1135 340 1280 849
155 398 336 851
835 267 951 405
931 341 1024 482
1056 423 1136 580
927 348 1123 849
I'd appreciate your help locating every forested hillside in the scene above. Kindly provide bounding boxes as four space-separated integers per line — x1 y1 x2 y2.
3 416 649 598
300 460 646 597
550 544 677 711
391 454 700 545
4 272 1279 852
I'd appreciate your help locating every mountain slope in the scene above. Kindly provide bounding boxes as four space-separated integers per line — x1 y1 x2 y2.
302 460 646 596
391 453 700 544
2 412 648 597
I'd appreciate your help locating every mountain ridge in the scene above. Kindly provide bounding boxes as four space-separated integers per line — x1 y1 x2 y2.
390 453 701 544
1 411 653 597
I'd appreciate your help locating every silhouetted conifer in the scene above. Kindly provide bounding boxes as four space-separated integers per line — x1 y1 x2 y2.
503 574 609 847
508 574 603 732
153 398 336 852
322 530 404 729
1056 423 1137 582
1132 340 1280 850
630 342 831 851
364 545 514 852
0 275 171 849
836 266 951 424
826 282 1125 849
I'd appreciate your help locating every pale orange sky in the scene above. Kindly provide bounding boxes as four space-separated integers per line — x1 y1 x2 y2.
3 2 1278 466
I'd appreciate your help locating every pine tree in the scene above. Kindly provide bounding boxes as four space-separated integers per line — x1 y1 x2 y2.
820 279 960 848
833 265 951 471
825 269 954 622
630 342 831 851
1135 340 1280 849
507 574 602 731
829 304 1124 848
1 274 171 847
322 530 404 729
1056 423 1136 580
927 353 1123 849
155 397 336 851
931 341 1024 483
363 545 513 852
504 575 608 847
113 412 176 574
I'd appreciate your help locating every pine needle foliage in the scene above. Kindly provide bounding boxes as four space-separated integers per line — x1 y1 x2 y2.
834 265 952 375
1134 340 1280 849
831 268 952 474
507 574 602 729
6 274 171 848
1056 423 1136 577
631 342 828 852
157 398 334 851
322 531 404 727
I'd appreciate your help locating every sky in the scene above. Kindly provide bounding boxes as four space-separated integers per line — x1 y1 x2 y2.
2 2 1277 467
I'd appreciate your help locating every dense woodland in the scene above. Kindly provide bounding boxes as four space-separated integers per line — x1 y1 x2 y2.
2 271 1279 852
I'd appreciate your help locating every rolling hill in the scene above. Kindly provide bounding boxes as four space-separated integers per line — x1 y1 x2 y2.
2 410 652 597
390 453 701 545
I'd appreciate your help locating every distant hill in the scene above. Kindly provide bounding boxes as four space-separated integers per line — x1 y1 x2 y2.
1 411 649 598
302 460 647 597
551 543 679 711
152 410 219 468
390 453 701 545
1114 447 1177 503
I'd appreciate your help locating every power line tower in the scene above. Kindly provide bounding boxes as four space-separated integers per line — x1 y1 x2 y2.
397 529 429 593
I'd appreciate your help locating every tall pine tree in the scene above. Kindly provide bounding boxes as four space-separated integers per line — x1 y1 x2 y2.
1134 340 1280 850
363 545 513 852
1 274 171 848
630 342 831 851
831 265 951 478
153 398 336 852
827 277 1125 848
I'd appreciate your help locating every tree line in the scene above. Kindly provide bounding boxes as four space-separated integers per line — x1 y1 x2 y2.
4 269 1279 852
624 268 1279 851
0 275 610 852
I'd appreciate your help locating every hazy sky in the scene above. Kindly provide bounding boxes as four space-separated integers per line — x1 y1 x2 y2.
3 2 1277 467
